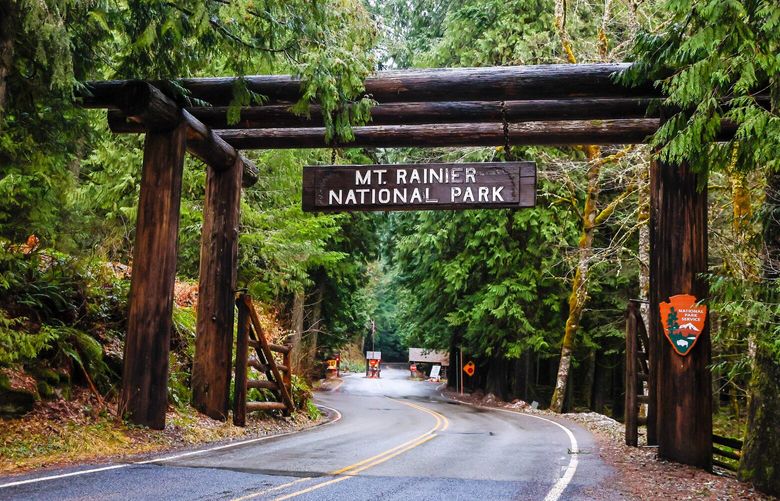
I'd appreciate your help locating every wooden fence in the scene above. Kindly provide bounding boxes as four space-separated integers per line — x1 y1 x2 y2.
712 433 743 472
233 293 295 426
625 299 655 446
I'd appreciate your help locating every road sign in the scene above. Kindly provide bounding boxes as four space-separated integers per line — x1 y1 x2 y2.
302 162 536 212
463 361 475 377
366 351 381 360
660 294 707 356
429 365 441 379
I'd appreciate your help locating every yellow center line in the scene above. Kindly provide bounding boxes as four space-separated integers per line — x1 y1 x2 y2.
344 434 437 476
395 399 450 432
270 399 447 501
229 398 448 501
231 477 313 501
328 408 440 475
272 434 437 501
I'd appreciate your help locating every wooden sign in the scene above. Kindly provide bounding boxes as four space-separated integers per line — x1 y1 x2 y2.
660 294 707 356
463 361 476 377
408 348 449 365
302 162 536 212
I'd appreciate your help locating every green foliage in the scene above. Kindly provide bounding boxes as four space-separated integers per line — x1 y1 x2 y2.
388 177 579 360
339 359 366 373
304 400 322 421
100 0 378 141
622 0 780 173
290 374 313 410
0 310 57 366
419 0 557 67
1 0 382 401
54 326 113 389
0 244 126 394
168 305 197 407
238 150 347 299
373 0 556 68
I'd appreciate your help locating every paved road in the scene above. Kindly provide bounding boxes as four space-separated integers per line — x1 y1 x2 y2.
0 366 616 500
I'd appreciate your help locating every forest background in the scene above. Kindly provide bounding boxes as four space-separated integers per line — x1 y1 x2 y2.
0 0 778 495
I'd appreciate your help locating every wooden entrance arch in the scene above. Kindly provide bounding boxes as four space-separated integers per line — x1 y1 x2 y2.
82 63 713 469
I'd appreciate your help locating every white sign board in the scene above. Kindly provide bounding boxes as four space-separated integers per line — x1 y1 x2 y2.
408 348 449 366
429 365 441 379
366 351 381 360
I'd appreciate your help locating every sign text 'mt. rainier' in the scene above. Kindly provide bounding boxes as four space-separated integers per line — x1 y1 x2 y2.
302 162 536 212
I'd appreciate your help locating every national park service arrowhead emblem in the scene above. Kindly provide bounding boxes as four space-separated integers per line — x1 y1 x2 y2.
660 294 707 356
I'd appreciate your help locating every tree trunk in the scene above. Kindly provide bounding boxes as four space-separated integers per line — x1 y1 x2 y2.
739 168 780 496
638 161 651 328
583 349 596 409
0 0 13 116
447 335 459 390
739 339 780 496
304 282 324 375
551 146 601 412
289 290 305 374
485 356 508 400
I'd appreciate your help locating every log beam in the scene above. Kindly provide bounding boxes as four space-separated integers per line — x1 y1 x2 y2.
84 63 651 107
216 120 661 149
97 81 258 186
119 122 187 429
191 156 243 421
107 98 657 131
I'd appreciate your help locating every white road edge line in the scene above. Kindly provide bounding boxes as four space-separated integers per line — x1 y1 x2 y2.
439 393 578 501
0 404 343 490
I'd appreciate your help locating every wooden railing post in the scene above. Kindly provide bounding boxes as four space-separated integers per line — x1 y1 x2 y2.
233 295 250 427
119 123 187 429
243 295 295 415
192 156 243 420
283 345 292 399
625 301 639 446
639 304 657 446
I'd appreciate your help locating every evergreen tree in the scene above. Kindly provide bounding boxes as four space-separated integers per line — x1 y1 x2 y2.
626 0 780 493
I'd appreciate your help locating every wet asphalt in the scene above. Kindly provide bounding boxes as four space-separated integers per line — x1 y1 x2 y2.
0 366 619 500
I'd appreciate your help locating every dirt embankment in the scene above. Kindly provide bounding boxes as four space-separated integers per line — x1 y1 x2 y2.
0 387 321 476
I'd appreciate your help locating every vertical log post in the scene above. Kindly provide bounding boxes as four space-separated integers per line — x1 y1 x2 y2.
649 158 712 469
283 347 292 395
119 123 187 429
192 157 244 420
625 301 639 446
233 296 250 427
637 301 657 446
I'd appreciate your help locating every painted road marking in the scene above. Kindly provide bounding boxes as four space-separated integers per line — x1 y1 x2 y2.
0 405 342 490
230 398 448 501
231 477 314 501
439 393 579 501
273 434 437 501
